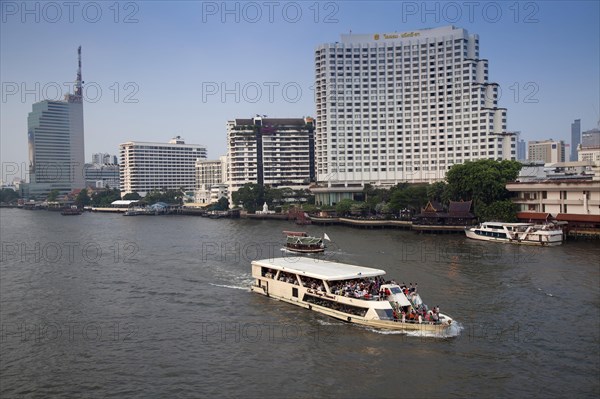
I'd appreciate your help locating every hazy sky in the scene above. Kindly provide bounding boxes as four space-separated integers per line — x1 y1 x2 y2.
1 1 599 182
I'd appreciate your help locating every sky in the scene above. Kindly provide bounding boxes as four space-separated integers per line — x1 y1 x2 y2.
1 0 599 183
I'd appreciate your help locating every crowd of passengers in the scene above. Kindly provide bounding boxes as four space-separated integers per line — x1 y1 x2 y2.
392 304 442 324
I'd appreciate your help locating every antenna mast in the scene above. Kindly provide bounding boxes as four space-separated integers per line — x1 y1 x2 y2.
75 45 82 98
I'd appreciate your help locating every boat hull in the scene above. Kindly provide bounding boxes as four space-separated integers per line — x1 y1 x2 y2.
250 285 452 333
281 246 325 254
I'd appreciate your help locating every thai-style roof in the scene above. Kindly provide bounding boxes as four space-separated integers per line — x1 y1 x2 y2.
555 213 600 223
448 200 472 216
253 258 386 281
422 201 444 213
516 212 551 221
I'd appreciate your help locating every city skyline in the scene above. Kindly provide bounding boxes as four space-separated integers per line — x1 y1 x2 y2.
1 1 599 183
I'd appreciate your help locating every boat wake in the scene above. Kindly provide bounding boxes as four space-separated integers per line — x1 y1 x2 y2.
209 283 250 291
366 321 464 339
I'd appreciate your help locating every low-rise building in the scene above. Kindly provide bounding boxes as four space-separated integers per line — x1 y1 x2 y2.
507 162 600 216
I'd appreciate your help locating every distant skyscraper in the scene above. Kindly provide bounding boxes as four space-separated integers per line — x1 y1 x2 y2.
25 46 85 198
517 139 527 161
571 119 581 161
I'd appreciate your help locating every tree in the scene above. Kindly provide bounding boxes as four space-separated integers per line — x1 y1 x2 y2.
477 200 519 222
335 198 355 216
444 159 522 219
215 197 229 211
232 183 264 213
388 184 428 214
91 187 121 207
123 192 142 201
75 188 90 208
0 188 19 204
427 181 447 203
47 189 60 202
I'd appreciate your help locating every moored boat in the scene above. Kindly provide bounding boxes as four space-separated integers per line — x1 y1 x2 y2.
250 257 454 333
61 206 82 215
465 221 563 246
282 231 326 254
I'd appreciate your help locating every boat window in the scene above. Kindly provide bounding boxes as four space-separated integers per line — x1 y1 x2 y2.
261 267 276 279
303 294 368 317
300 276 325 290
390 287 402 294
278 271 299 285
375 309 395 320
292 287 298 298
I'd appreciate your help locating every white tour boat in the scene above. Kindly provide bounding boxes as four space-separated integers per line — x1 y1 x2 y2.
465 222 563 246
251 257 454 333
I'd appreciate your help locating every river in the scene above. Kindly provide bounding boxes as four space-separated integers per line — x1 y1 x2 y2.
1 208 598 398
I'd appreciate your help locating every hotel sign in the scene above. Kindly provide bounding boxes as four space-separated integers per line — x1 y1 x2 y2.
374 32 421 40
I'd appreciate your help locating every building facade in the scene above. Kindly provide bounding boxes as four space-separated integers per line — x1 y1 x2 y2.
508 162 600 216
227 117 315 193
92 153 118 165
517 138 526 161
313 26 515 205
194 156 228 204
119 136 207 196
527 140 566 163
570 119 581 161
582 128 600 147
25 48 85 198
84 163 120 189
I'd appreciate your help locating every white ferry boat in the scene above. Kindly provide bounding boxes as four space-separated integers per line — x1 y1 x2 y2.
251 258 454 333
465 222 563 246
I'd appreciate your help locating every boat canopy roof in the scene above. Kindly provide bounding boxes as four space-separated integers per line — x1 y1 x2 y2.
253 257 386 281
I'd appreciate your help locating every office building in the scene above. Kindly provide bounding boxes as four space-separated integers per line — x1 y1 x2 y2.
581 128 600 147
517 138 527 161
25 47 85 198
527 140 566 164
119 136 207 196
313 26 515 205
570 119 581 161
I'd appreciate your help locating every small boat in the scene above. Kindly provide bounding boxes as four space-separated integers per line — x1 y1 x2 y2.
465 222 563 246
61 206 82 215
251 257 454 333
282 231 327 254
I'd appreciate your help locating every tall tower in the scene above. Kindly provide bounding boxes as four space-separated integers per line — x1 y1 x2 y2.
26 47 86 198
571 119 581 161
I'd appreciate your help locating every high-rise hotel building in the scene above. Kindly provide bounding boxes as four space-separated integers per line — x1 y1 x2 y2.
313 26 515 204
227 117 315 193
119 136 207 196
